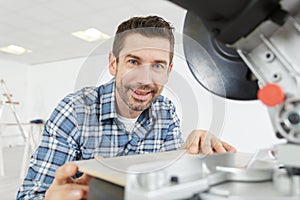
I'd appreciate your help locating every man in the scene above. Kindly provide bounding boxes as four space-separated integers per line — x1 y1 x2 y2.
17 16 236 199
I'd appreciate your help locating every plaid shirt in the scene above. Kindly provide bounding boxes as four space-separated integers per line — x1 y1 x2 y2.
17 78 184 199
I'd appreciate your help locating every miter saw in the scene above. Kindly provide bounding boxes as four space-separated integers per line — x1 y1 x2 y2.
124 0 300 199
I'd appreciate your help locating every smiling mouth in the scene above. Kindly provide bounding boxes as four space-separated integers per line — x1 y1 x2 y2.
131 89 153 101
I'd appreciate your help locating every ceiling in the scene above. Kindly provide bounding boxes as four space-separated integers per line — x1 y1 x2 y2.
0 0 186 65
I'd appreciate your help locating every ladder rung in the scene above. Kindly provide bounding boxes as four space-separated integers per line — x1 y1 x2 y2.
2 93 13 97
0 101 19 105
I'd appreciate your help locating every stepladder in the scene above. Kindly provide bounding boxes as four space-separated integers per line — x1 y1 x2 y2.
0 79 41 178
0 79 27 140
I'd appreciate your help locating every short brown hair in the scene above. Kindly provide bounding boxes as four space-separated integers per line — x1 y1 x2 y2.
112 16 175 63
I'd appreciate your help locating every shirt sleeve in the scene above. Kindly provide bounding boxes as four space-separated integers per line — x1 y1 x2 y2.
161 103 184 151
16 97 81 200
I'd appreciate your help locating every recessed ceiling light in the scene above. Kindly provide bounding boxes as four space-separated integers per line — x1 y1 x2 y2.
0 45 32 55
72 28 110 42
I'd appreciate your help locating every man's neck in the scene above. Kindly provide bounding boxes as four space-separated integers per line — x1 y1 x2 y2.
115 93 142 119
117 105 141 119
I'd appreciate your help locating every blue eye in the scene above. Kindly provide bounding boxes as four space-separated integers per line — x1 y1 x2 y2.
129 60 139 65
152 63 164 70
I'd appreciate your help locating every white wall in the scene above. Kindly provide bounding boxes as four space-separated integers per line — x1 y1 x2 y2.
27 58 84 120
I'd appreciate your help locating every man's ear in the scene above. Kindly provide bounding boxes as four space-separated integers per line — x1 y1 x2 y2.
109 52 117 76
164 62 173 83
168 62 173 75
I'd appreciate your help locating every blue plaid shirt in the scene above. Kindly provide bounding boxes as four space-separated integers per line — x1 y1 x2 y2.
17 78 184 199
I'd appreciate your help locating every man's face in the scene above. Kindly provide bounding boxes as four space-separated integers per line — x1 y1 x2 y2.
109 33 173 116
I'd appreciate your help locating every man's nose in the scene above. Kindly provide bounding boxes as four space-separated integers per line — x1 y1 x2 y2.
136 65 153 85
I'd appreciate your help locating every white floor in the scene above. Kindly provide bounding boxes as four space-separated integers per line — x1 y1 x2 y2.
0 146 25 200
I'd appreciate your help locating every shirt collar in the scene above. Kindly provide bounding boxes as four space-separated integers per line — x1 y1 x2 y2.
99 78 118 121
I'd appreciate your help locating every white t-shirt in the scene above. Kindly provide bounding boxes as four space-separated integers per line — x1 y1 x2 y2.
117 114 138 132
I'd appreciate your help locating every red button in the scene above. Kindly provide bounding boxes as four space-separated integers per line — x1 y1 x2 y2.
257 83 285 107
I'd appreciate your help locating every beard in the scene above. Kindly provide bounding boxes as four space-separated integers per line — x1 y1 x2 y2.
116 79 161 112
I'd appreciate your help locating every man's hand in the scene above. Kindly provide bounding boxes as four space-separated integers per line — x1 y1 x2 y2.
45 162 91 200
182 130 237 155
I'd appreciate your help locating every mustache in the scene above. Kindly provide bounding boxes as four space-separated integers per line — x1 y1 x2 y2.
126 84 158 93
